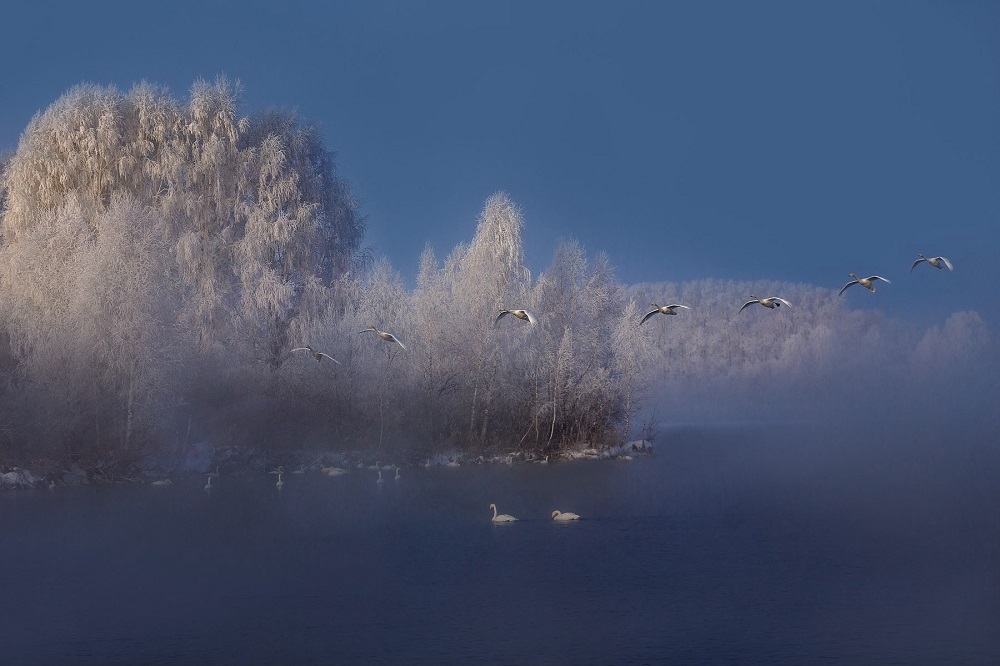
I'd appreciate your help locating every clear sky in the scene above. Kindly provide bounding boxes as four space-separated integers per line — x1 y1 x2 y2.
2 1 997 323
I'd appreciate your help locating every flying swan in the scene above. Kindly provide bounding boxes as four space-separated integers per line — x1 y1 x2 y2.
910 254 953 273
291 346 341 364
640 303 691 325
496 309 537 326
490 503 518 523
551 510 581 521
359 325 406 350
739 295 791 313
839 274 891 295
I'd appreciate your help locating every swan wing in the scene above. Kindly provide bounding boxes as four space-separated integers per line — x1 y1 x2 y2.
524 311 537 325
391 336 406 350
639 310 659 325
938 256 954 271
738 300 757 313
870 275 891 284
666 304 691 311
291 347 311 353
839 281 857 296
910 258 925 273
495 310 510 326
772 297 791 307
317 352 341 364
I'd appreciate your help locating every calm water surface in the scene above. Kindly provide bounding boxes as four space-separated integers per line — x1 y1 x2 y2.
2 423 998 664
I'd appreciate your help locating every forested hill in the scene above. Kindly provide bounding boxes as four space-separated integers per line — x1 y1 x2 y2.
0 80 993 469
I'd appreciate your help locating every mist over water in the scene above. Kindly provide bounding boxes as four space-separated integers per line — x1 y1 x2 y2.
2 417 997 664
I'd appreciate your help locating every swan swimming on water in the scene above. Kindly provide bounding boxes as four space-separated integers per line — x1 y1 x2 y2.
291 345 341 364
739 295 791 313
204 475 213 491
910 254 953 272
551 510 581 521
639 303 691 325
359 325 406 350
276 473 284 489
151 479 172 486
394 467 401 480
839 273 891 295
376 470 384 484
496 309 537 326
490 503 518 523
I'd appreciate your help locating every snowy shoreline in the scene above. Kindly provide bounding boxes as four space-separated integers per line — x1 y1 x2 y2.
0 440 653 490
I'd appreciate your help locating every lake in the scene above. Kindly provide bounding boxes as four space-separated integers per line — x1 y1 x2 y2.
1 421 997 664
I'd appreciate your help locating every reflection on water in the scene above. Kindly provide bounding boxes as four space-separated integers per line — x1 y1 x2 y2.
1 423 998 664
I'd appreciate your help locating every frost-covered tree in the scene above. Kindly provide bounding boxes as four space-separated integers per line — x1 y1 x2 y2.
0 78 363 461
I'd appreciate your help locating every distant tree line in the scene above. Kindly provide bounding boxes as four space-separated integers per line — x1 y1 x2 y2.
0 79 992 467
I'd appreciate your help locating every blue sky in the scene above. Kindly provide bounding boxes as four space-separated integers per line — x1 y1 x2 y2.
2 1 997 322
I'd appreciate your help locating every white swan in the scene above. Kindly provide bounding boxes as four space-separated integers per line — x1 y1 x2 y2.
394 467 401 480
276 473 284 489
207 466 220 478
446 460 461 467
910 254 953 272
48 480 56 491
496 309 537 326
551 510 581 521
490 503 518 523
292 464 306 474
323 466 347 477
839 273 891 295
291 345 341 364
376 470 384 484
151 479 172 486
739 295 791 313
359 325 406 350
204 475 213 491
640 303 691 325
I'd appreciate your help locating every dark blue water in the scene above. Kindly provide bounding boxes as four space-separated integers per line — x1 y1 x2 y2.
2 423 998 664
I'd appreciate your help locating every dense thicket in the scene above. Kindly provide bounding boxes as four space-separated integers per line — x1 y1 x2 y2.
0 81 992 468
0 79 366 461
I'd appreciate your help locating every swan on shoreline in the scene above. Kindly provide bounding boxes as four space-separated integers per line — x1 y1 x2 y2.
490 503 518 523
551 510 581 521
